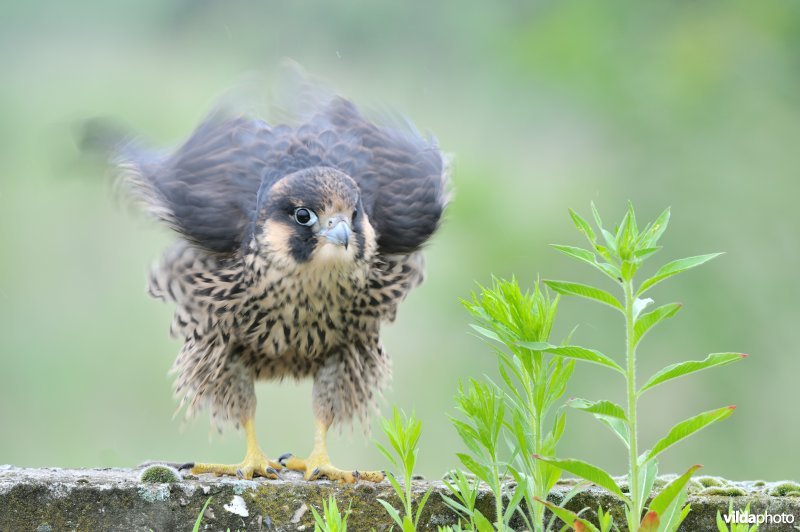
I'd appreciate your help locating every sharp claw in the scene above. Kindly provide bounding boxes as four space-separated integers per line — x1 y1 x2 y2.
278 453 293 466
266 467 279 477
236 468 244 479
178 462 195 471
310 467 320 480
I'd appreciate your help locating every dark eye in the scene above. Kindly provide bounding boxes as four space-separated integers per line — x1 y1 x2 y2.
293 207 318 226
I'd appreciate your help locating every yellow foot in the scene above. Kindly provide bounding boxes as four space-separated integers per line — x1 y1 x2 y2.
183 452 282 480
279 453 385 484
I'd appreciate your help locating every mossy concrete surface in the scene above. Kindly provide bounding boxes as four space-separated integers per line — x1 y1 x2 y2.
1 465 799 531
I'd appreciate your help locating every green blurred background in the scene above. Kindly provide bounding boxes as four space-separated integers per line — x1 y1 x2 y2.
1 1 798 482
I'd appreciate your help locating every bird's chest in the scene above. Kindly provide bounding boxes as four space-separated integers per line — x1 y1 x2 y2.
238 262 367 360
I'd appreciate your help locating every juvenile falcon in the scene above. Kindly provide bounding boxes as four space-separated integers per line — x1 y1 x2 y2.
107 70 449 483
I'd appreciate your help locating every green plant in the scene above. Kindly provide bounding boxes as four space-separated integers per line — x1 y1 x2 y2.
717 502 759 532
454 278 576 531
192 496 213 532
376 407 433 532
441 470 491 532
531 202 745 531
311 495 351 532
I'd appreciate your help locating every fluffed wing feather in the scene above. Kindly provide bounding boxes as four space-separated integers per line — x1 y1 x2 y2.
106 67 450 255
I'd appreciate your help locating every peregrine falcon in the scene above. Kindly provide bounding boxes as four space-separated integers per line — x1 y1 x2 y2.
107 70 449 483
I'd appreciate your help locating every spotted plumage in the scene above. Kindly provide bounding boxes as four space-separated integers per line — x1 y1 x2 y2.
105 68 448 481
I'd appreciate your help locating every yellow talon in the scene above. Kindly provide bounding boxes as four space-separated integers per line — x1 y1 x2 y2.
280 418 385 484
188 418 281 480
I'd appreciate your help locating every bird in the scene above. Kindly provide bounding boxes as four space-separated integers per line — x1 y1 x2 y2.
100 67 450 483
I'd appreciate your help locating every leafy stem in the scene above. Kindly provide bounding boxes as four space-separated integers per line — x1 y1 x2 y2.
624 277 642 529
537 202 744 532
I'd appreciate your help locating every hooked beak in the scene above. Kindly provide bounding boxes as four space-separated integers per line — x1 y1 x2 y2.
320 215 352 249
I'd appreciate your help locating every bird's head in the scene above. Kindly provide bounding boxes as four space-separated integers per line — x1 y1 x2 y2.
255 167 376 268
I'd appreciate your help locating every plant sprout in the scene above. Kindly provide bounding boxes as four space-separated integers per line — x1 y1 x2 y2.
311 495 351 532
375 407 433 532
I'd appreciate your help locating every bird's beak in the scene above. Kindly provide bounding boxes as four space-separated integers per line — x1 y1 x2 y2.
320 215 352 249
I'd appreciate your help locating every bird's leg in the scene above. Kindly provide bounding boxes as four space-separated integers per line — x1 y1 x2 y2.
186 417 281 480
280 416 385 484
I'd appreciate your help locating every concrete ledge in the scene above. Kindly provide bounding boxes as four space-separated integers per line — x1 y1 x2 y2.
1 465 799 531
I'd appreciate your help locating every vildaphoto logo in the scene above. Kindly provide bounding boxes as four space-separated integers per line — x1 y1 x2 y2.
723 509 795 526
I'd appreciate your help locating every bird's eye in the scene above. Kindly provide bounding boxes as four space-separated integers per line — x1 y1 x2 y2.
293 207 317 226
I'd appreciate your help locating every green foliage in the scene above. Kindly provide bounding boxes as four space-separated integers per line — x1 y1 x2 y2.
457 277 576 531
535 202 744 532
192 497 212 532
376 407 433 532
441 470 489 532
311 496 350 532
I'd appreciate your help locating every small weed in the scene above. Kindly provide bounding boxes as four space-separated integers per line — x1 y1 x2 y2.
311 496 350 532
375 407 433 532
192 496 212 532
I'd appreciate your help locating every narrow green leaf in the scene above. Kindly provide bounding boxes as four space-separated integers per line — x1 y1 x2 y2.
533 455 629 503
633 303 682 346
377 499 403 528
598 416 630 448
468 323 502 343
192 497 212 532
569 208 597 244
637 253 724 296
473 510 495 532
532 497 600 532
456 453 492 482
639 353 747 395
675 503 692 530
649 464 701 517
640 459 659 510
552 244 595 264
545 280 624 312
414 488 434 528
440 494 468 516
642 207 671 248
645 406 736 463
615 207 632 250
567 398 627 421
551 244 621 281
633 246 661 261
590 201 604 231
517 342 624 374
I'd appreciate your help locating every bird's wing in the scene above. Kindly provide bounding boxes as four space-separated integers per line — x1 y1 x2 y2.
111 115 275 254
108 71 449 255
316 97 451 254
